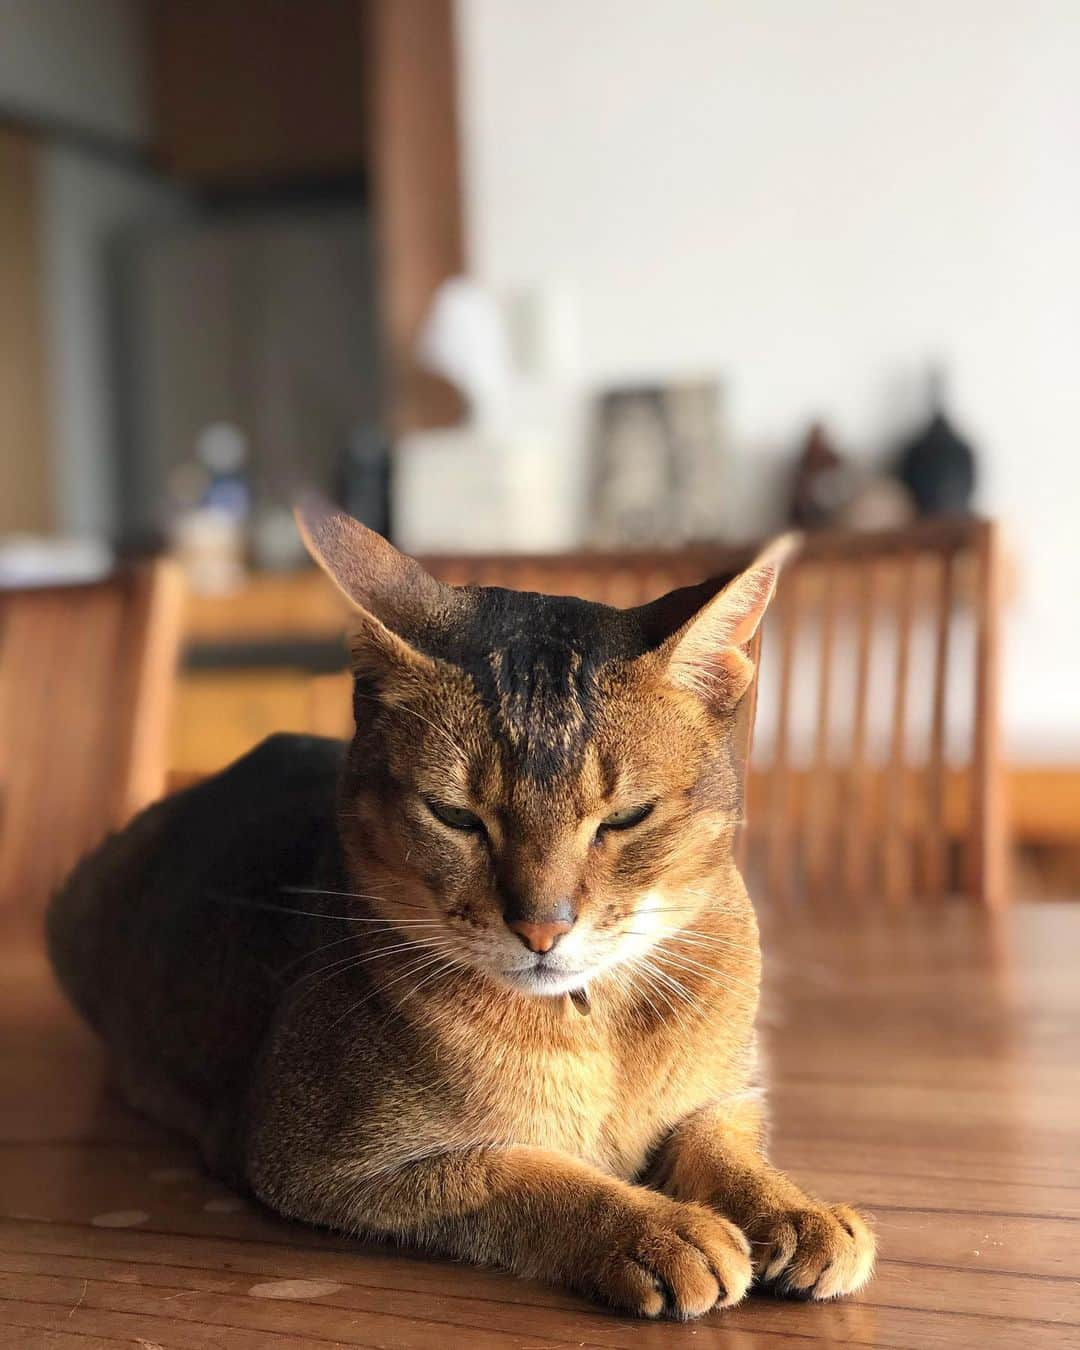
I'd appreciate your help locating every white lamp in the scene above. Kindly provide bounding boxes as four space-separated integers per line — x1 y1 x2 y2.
415 277 512 428
395 277 583 554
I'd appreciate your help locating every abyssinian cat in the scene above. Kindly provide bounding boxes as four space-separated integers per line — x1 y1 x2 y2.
47 502 875 1319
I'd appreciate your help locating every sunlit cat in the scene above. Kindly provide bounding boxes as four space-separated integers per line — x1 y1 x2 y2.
48 501 874 1318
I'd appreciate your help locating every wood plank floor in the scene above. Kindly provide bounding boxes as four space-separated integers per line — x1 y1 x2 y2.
1 899 1078 1348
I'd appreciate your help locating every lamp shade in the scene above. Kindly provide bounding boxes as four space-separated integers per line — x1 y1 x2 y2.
415 277 511 417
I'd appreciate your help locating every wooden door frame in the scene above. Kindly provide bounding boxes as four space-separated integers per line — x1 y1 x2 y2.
0 122 52 533
366 0 466 434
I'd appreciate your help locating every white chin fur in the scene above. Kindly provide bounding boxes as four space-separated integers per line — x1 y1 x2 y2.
502 966 593 998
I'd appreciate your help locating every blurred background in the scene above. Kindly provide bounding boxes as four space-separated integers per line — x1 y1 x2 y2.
1 0 1078 904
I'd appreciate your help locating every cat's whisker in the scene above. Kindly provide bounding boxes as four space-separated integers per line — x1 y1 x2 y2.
374 947 468 1001
667 944 758 965
662 931 759 955
637 970 678 1023
277 930 362 974
682 888 746 905
285 934 463 1010
637 951 697 997
321 891 438 915
206 891 439 926
283 884 429 910
291 935 458 990
283 883 399 899
312 866 410 892
630 907 720 923
281 921 448 973
635 953 688 1000
634 910 696 919
326 946 466 1031
289 957 375 1006
652 947 759 1001
312 915 446 929
656 944 758 983
637 958 693 1015
659 946 759 971
611 966 665 1025
623 929 757 959
283 920 452 971
284 948 374 1005
646 956 694 1002
398 956 471 1007
629 964 676 1019
654 948 748 987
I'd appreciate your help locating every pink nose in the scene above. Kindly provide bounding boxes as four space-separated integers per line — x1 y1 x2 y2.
507 919 573 954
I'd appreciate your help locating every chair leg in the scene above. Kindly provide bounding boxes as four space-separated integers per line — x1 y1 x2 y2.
968 521 1008 906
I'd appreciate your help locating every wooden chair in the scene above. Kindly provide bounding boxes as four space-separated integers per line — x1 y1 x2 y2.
743 518 1005 908
307 518 1005 907
0 561 185 914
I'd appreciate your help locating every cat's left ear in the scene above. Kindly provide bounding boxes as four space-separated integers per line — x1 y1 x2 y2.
657 534 800 710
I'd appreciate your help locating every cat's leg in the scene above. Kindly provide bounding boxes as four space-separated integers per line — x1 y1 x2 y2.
109 1054 208 1141
109 1056 248 1188
249 1142 753 1319
650 1098 876 1300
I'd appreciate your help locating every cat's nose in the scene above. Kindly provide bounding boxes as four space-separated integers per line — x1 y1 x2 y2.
507 918 574 954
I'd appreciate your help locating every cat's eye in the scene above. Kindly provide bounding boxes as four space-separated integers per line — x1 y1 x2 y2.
425 799 485 833
596 802 655 835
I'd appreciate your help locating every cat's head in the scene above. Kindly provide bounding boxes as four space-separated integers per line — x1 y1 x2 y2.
298 500 795 1000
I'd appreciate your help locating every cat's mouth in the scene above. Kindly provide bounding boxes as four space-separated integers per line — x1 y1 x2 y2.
499 954 602 998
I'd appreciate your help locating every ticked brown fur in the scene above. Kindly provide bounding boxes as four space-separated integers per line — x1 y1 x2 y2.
48 505 875 1319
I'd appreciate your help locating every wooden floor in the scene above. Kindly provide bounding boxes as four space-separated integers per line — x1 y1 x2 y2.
1 899 1078 1349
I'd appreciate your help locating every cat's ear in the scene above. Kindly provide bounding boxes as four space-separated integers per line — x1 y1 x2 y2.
656 534 800 710
294 496 449 679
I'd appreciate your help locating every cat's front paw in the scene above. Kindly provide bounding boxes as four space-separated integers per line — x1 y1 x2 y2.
751 1203 875 1300
584 1195 752 1320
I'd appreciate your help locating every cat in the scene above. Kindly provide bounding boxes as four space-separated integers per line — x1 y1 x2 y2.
46 500 875 1319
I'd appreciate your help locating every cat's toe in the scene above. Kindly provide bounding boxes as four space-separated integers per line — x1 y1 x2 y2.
591 1197 752 1319
754 1203 875 1300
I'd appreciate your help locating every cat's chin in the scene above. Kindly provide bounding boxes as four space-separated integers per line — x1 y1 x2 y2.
497 963 596 999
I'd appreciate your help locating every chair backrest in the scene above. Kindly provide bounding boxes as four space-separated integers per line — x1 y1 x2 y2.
744 518 1004 908
306 518 1004 907
0 560 185 914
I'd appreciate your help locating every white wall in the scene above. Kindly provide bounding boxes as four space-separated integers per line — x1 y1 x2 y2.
0 0 148 143
456 0 1080 760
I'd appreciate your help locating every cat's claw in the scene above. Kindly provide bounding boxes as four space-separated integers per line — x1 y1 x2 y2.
753 1203 876 1300
587 1197 752 1319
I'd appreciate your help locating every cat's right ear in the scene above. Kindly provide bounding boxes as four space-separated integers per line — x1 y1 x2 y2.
294 496 447 680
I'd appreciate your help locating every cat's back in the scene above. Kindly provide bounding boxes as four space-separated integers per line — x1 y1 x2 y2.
47 733 347 1087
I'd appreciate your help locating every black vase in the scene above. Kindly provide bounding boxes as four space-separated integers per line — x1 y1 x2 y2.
897 376 976 516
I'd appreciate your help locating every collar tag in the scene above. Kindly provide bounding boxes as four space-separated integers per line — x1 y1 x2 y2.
569 987 591 1016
